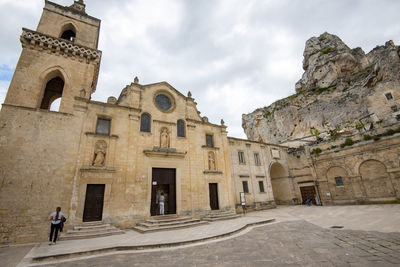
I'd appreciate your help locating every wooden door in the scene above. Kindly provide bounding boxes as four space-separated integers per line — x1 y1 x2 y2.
83 184 105 222
151 168 176 216
300 186 317 205
209 183 219 210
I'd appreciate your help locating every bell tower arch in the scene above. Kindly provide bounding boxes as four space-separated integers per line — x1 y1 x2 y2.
3 0 101 113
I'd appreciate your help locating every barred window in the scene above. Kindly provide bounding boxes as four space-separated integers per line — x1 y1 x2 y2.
177 119 185 137
140 113 151 132
242 181 249 193
254 153 260 165
206 134 214 147
259 181 265 193
238 151 245 164
96 118 111 136
335 177 344 186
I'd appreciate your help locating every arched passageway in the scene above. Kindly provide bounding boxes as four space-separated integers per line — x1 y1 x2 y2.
270 162 293 204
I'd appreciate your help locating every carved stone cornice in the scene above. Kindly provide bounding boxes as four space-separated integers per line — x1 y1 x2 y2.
20 28 102 93
21 28 101 62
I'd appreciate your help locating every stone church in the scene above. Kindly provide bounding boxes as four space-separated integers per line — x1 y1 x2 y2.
0 0 281 244
1 0 399 245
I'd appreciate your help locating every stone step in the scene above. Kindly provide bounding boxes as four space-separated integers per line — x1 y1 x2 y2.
208 210 233 215
202 213 241 222
67 226 117 234
79 221 105 226
133 220 209 233
138 218 201 228
144 216 193 224
60 222 124 241
60 228 124 241
204 212 237 218
73 223 111 231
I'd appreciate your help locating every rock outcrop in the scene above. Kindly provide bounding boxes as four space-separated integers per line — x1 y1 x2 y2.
242 33 400 145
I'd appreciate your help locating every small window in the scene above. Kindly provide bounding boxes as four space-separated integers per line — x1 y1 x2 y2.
258 181 265 193
96 118 111 135
242 181 249 193
206 134 214 147
238 151 245 164
140 113 151 132
254 153 260 165
385 92 393 101
335 176 344 186
177 119 185 137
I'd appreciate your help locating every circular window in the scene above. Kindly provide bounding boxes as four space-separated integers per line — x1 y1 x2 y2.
155 94 172 111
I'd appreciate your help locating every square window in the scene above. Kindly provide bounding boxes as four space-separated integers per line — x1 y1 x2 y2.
206 134 214 147
96 118 111 135
242 181 249 193
335 176 344 186
254 153 260 165
238 151 245 164
385 92 393 100
258 181 265 193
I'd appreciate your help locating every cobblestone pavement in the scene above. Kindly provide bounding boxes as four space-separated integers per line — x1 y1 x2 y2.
44 220 400 267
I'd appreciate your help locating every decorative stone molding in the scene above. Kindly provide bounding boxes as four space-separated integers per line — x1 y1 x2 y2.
203 170 223 174
20 28 102 93
21 28 101 63
143 147 186 158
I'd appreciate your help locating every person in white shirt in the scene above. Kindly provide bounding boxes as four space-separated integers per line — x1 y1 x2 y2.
49 207 64 245
159 192 165 215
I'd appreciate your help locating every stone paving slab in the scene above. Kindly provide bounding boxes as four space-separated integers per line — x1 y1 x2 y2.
21 215 274 265
9 204 400 266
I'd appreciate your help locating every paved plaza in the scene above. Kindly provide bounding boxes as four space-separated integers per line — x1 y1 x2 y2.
48 220 400 267
1 205 399 266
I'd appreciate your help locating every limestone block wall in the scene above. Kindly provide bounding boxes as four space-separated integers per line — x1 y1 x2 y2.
0 105 84 244
228 137 281 210
311 134 400 204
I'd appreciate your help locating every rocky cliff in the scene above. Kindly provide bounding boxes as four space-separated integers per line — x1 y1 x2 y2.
242 32 400 145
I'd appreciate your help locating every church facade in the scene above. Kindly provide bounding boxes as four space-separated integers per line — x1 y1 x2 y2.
0 1 278 244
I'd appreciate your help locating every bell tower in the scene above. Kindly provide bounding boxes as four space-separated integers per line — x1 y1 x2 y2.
3 0 101 113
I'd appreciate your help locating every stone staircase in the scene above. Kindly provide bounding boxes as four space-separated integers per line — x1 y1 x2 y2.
60 221 124 241
202 210 241 221
133 215 208 233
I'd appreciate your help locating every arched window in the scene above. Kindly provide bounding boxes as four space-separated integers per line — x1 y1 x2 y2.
177 119 185 137
60 30 76 41
60 23 76 42
40 77 64 111
140 113 151 132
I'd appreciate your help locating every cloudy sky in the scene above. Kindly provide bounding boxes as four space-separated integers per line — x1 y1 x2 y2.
0 0 399 138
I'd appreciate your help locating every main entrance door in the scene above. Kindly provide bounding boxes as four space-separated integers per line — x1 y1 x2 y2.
209 183 219 210
83 184 105 222
151 168 176 216
300 186 317 205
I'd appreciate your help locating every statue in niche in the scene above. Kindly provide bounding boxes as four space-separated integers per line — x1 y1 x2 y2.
208 151 216 170
160 128 170 148
92 140 107 167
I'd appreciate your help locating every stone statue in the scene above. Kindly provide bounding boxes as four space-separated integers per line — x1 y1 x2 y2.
134 76 139 84
187 91 192 98
92 140 107 167
160 128 170 148
208 151 216 170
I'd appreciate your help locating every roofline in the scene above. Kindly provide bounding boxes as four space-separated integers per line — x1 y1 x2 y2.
227 136 289 148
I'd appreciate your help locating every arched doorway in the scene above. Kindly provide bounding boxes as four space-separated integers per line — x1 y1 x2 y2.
359 160 395 198
270 162 292 204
